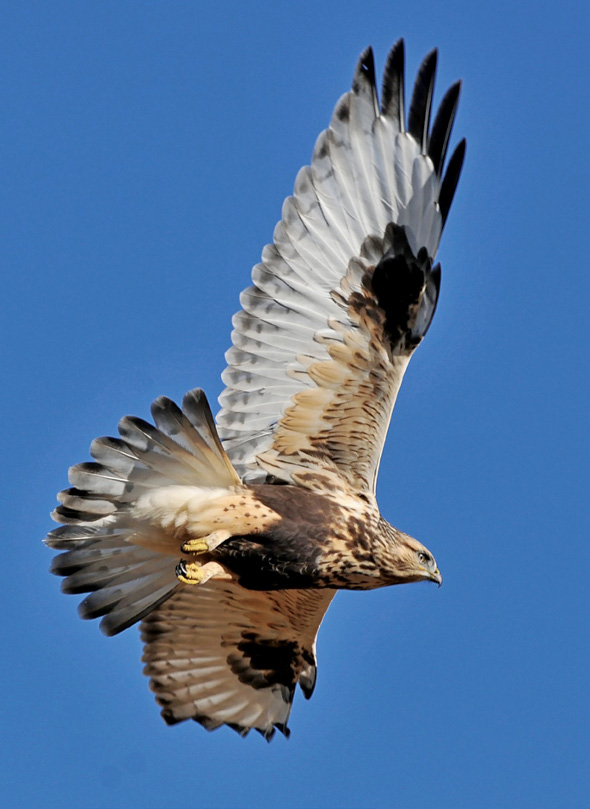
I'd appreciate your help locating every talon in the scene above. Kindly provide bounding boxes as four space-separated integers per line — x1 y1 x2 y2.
181 538 209 555
176 559 234 586
180 529 232 556
175 559 204 585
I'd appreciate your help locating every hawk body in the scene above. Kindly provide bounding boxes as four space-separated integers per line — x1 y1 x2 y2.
46 41 464 739
205 484 386 591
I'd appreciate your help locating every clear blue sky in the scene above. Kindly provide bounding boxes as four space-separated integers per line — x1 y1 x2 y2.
2 2 588 808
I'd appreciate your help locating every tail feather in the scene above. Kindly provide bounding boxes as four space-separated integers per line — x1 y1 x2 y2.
83 574 180 637
56 486 119 515
78 568 175 620
117 416 223 486
47 523 132 549
89 436 143 474
45 388 239 636
60 550 168 594
151 393 236 481
68 462 158 499
181 388 240 478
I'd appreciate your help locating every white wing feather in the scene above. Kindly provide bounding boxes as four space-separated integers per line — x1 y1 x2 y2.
218 43 464 489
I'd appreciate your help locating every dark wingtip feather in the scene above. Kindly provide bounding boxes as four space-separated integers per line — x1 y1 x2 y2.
428 79 462 176
275 721 291 739
431 262 442 297
408 48 438 152
228 722 253 738
381 38 405 128
161 710 183 726
352 46 376 94
439 138 466 226
255 725 276 742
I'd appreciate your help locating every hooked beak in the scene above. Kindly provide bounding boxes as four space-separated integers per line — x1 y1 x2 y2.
431 568 443 587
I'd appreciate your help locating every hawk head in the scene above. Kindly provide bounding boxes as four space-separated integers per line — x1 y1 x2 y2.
376 524 442 587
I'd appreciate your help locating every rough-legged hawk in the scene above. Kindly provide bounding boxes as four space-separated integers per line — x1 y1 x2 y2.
46 40 465 740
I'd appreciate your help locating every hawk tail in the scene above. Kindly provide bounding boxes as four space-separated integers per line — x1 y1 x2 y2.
45 388 240 636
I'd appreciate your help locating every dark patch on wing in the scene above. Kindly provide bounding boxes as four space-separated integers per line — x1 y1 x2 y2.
229 633 299 688
225 630 314 725
367 223 440 352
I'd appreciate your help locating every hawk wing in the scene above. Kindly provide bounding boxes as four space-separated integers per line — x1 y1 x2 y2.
141 581 335 740
217 41 465 495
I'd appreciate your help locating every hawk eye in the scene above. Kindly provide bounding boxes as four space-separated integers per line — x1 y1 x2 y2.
417 551 431 566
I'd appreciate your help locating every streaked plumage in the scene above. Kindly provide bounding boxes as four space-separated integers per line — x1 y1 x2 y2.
46 40 465 740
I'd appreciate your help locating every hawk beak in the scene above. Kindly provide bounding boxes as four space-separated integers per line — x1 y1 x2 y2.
431 568 443 587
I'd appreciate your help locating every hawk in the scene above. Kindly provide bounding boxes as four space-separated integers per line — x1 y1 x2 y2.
46 40 465 740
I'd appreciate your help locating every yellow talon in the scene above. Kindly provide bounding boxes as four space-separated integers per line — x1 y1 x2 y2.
180 530 232 556
175 559 204 585
181 538 209 555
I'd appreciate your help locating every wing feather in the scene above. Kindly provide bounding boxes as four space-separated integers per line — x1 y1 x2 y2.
141 582 335 739
217 42 464 492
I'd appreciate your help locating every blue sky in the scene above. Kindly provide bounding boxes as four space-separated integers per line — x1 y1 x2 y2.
2 2 588 808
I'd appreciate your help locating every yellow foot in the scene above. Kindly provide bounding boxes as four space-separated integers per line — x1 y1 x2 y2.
180 539 208 555
175 559 204 585
175 559 234 586
181 529 232 555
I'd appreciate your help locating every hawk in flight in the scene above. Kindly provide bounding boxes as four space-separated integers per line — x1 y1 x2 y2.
46 40 465 740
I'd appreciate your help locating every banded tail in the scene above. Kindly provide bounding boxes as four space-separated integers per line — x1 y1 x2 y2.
45 389 239 636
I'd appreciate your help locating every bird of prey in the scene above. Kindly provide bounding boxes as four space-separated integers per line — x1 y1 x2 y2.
46 40 465 740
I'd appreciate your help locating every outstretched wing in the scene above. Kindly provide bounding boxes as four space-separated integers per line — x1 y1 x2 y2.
141 582 335 740
217 41 465 494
